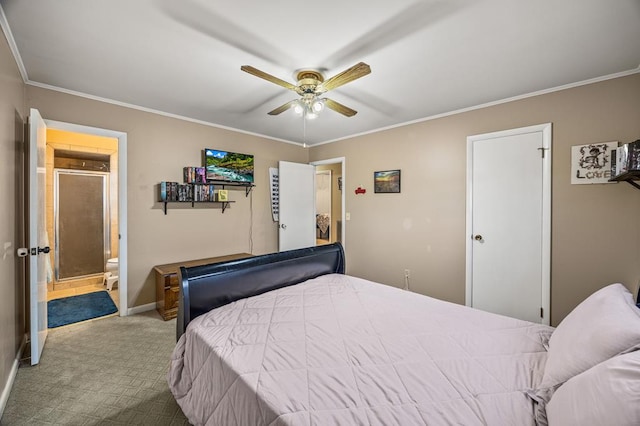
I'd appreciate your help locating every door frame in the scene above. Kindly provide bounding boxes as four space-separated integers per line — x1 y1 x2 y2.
465 123 551 324
310 157 346 252
44 119 128 316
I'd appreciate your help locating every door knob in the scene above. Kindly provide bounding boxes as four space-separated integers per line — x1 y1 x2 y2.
280 224 287 230
474 235 483 241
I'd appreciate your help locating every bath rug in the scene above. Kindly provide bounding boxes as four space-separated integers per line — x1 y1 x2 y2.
48 291 118 328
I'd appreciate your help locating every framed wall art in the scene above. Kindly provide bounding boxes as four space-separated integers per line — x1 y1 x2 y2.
570 141 617 184
374 170 401 193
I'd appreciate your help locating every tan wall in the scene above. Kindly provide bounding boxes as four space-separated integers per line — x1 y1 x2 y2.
45 129 118 289
310 74 640 326
0 26 25 409
26 86 308 308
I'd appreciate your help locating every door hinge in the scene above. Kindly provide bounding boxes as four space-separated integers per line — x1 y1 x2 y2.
540 307 544 318
537 147 549 158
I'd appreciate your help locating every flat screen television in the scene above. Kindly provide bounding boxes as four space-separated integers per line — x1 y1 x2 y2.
204 148 254 183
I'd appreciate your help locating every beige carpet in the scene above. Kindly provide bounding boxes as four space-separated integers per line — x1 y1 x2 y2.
1 311 189 425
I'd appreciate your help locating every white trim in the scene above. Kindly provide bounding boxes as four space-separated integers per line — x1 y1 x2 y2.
309 157 346 254
465 141 474 308
313 68 640 147
44 119 129 317
17 57 638 149
0 5 28 82
127 302 157 316
540 124 552 326
0 335 26 417
1 0 637 150
465 123 552 325
26 81 301 147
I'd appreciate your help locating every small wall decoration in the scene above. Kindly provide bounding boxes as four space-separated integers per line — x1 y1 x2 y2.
355 186 366 195
269 167 279 221
571 142 617 184
374 170 401 193
217 189 229 201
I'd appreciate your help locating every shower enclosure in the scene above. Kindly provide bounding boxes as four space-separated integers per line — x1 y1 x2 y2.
54 170 110 281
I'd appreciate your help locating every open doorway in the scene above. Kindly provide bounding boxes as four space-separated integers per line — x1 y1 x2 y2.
26 110 128 364
43 119 128 318
45 130 120 316
315 169 332 245
311 158 344 248
277 158 345 252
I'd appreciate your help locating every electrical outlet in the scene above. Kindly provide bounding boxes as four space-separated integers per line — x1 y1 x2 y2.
404 269 410 278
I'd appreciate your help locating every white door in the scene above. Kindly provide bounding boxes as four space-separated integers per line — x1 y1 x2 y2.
466 123 551 324
29 108 49 364
278 161 316 251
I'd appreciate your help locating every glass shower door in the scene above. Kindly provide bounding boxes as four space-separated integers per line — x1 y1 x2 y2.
55 170 110 280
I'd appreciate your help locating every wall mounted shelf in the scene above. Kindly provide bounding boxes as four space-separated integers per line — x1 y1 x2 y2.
161 200 234 215
158 180 255 215
609 170 640 191
211 181 255 197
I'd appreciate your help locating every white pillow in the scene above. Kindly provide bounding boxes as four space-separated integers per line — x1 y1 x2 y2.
546 350 640 426
540 283 640 388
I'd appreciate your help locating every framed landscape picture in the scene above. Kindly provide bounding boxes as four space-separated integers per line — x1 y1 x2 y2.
374 170 401 193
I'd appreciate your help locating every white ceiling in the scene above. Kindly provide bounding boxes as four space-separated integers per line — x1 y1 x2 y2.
2 0 639 146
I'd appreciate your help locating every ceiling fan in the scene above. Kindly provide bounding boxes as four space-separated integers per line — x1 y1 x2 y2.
240 62 371 118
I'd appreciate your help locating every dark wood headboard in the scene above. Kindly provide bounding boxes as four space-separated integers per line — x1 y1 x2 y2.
177 243 345 340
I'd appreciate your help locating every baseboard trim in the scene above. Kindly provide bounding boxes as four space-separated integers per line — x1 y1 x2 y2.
0 335 26 417
127 302 156 316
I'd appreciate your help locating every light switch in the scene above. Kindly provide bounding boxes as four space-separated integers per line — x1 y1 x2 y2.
346 212 351 221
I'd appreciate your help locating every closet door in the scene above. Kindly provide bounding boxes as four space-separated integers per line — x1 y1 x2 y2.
466 124 551 324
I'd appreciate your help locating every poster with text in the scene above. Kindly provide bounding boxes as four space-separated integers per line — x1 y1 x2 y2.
571 141 617 184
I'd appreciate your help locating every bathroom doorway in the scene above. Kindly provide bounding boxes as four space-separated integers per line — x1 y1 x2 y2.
45 129 121 315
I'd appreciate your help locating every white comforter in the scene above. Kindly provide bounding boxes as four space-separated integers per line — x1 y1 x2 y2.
168 274 552 426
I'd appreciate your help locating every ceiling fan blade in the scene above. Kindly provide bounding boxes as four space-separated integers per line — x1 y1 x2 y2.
321 1 467 68
268 100 297 115
319 62 371 92
241 66 297 91
324 98 358 117
158 0 294 68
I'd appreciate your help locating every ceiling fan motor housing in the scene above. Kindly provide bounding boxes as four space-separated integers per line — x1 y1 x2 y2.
296 70 324 95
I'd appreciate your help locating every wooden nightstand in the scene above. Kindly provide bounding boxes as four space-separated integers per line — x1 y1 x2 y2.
154 253 252 320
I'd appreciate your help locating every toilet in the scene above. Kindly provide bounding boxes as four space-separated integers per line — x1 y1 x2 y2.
104 257 119 291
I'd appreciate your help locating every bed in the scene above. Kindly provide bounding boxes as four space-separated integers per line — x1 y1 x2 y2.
168 243 640 426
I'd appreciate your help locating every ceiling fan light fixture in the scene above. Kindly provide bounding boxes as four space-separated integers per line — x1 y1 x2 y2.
311 98 325 113
293 101 304 115
305 111 318 120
